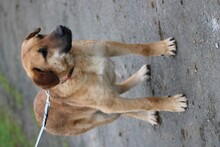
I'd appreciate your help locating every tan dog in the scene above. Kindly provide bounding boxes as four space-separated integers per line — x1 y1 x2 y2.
21 26 188 136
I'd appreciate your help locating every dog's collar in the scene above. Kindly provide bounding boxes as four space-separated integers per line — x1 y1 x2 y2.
35 90 50 147
61 67 74 84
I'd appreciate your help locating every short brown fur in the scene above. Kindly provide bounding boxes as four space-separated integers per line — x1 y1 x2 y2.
21 26 188 136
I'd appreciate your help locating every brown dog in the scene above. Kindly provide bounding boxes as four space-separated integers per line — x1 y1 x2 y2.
21 25 188 136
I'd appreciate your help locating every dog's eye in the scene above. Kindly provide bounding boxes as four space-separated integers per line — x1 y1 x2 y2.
38 48 48 58
36 34 44 39
33 68 44 72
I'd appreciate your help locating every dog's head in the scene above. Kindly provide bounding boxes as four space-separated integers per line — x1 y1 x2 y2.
21 25 74 89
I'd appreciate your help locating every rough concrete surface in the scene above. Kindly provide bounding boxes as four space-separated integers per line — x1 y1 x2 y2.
0 0 220 147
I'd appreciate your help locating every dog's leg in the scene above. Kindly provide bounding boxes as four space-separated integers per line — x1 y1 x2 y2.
123 111 159 126
96 94 187 114
102 37 176 56
116 64 150 94
83 112 120 129
70 112 120 135
92 111 120 123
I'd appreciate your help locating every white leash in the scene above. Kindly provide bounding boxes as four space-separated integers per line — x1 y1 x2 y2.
35 90 51 147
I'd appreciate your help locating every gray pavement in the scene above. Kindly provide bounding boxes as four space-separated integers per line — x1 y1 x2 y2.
0 0 220 146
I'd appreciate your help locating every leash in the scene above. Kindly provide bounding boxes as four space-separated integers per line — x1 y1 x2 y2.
35 90 51 147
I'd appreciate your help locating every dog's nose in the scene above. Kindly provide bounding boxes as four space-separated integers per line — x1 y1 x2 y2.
54 25 66 37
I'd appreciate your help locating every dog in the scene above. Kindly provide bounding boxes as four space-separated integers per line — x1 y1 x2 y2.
21 25 188 136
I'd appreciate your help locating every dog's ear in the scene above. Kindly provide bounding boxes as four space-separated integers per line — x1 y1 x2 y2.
32 68 60 89
25 28 41 40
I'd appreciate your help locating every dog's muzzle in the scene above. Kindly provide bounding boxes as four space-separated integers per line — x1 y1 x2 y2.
52 25 72 54
54 25 68 37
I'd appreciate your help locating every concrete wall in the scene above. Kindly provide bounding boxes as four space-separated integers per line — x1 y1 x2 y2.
0 0 220 146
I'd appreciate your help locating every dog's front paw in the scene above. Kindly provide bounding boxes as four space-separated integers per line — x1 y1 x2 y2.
170 94 188 112
146 111 160 126
163 37 177 56
137 64 151 81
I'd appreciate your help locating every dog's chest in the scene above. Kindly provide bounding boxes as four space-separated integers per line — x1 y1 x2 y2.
56 57 116 103
76 56 115 77
87 57 113 75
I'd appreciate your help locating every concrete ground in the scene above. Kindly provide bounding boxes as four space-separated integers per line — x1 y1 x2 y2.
0 0 220 146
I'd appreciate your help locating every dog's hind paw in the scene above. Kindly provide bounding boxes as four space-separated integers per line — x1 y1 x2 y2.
170 94 188 112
